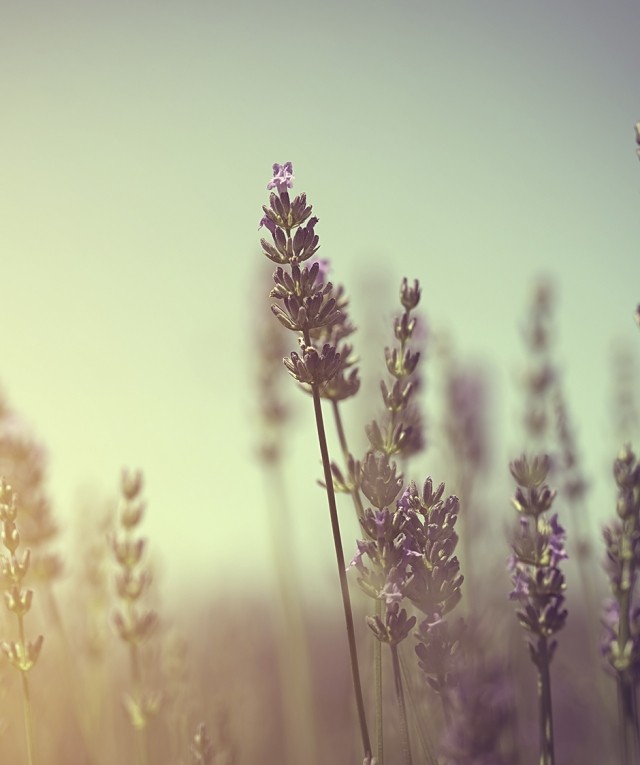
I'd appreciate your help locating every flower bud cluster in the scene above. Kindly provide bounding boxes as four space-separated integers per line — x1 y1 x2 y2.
601 445 640 677
0 479 43 674
260 163 345 389
0 403 62 586
112 470 157 645
399 478 463 618
111 469 160 730
350 471 463 650
508 454 567 665
365 277 425 459
349 456 415 644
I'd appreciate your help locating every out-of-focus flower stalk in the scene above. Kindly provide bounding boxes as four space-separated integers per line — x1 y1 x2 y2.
0 480 43 765
508 455 567 765
254 263 320 765
602 445 640 764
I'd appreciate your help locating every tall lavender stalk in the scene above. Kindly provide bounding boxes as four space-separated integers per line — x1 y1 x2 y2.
508 455 567 765
259 163 372 763
357 276 425 765
602 445 640 764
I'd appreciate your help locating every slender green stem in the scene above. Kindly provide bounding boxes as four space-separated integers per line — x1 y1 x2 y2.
20 671 35 765
308 379 371 760
390 644 412 765
536 636 555 765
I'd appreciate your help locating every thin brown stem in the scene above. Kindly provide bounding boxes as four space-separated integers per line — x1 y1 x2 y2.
307 376 371 760
331 399 380 761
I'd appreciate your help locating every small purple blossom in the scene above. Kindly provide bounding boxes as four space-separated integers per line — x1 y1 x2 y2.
266 161 294 193
258 215 277 234
380 571 404 606
396 486 412 514
508 560 531 604
547 514 568 567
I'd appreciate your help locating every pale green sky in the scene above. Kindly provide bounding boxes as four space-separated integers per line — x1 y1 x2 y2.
0 0 639 601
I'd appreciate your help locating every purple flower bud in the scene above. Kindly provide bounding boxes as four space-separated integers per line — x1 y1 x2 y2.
258 215 277 234
266 162 295 193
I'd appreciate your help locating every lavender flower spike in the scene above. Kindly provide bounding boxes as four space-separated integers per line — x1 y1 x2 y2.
508 453 566 765
602 444 640 764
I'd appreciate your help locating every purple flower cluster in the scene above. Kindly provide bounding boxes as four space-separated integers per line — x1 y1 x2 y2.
508 455 567 661
365 278 425 459
259 163 359 399
349 472 463 649
601 445 640 676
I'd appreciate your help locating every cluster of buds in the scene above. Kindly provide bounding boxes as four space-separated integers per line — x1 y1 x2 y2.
350 470 463 651
111 469 160 729
601 445 640 676
260 163 353 394
508 454 567 665
365 278 425 458
0 401 62 586
350 454 416 645
398 479 464 692
0 479 43 674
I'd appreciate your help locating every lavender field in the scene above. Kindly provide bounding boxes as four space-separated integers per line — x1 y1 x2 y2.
1 2 640 763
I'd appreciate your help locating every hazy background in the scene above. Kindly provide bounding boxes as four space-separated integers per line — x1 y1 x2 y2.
0 0 639 603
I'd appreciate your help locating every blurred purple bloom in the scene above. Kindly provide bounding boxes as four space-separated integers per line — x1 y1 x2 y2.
547 514 568 567
348 539 371 572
